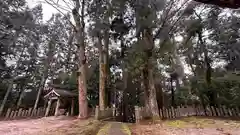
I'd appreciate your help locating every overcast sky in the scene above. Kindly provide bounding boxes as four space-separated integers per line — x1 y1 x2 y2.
27 0 59 21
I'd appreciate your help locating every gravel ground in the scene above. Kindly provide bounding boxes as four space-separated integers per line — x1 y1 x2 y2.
0 116 77 135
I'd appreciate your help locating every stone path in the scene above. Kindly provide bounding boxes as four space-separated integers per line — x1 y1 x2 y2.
97 122 131 135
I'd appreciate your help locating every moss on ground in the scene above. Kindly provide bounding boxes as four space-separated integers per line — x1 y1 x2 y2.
96 123 111 135
165 116 240 129
121 123 131 135
41 119 104 135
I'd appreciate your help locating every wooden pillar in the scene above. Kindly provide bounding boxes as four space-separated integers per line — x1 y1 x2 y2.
55 98 60 116
71 98 74 116
45 99 52 117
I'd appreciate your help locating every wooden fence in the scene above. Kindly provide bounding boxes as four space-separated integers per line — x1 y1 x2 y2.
135 105 240 123
1 107 47 120
95 106 116 120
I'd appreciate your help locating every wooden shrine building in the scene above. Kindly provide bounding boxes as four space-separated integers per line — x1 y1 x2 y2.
44 88 77 117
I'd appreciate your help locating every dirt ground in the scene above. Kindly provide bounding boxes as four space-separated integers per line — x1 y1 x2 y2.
130 117 240 135
0 116 101 135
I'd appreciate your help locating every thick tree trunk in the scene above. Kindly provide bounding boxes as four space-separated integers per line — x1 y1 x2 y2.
147 57 160 119
98 37 106 110
78 61 88 118
73 0 88 119
103 31 110 107
119 36 128 121
99 31 109 110
77 47 88 118
142 65 151 117
143 29 160 119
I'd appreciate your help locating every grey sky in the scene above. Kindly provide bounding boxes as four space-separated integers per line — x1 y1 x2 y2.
27 0 59 20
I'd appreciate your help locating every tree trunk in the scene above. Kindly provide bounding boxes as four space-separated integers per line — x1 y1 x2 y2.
198 31 214 106
170 78 175 107
120 35 128 121
78 63 88 118
73 0 88 119
155 83 164 110
33 74 47 110
0 79 13 116
98 37 106 110
0 39 25 115
142 65 151 117
17 89 25 108
147 57 160 119
103 31 110 107
143 29 160 119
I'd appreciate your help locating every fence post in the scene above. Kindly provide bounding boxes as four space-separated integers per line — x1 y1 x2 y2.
174 107 177 118
180 106 183 117
28 108 32 117
211 106 216 116
228 108 233 117
162 107 165 118
21 110 26 117
135 106 140 123
235 107 240 117
222 106 228 117
159 108 163 119
206 106 210 116
216 107 220 116
37 108 41 117
167 108 170 119
13 110 18 119
5 108 11 119
112 105 116 117
197 106 201 116
17 108 22 117
71 99 74 116
171 107 175 118
186 106 190 116
232 108 236 117
9 110 14 119
95 106 100 120
176 106 180 117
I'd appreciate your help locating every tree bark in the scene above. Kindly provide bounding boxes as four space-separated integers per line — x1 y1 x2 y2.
73 0 88 119
198 31 214 106
142 65 151 117
33 73 47 110
103 31 110 107
170 78 175 107
147 58 160 119
98 30 110 110
17 89 25 108
0 39 25 115
143 29 160 119
0 80 13 116
77 46 88 119
98 37 106 110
